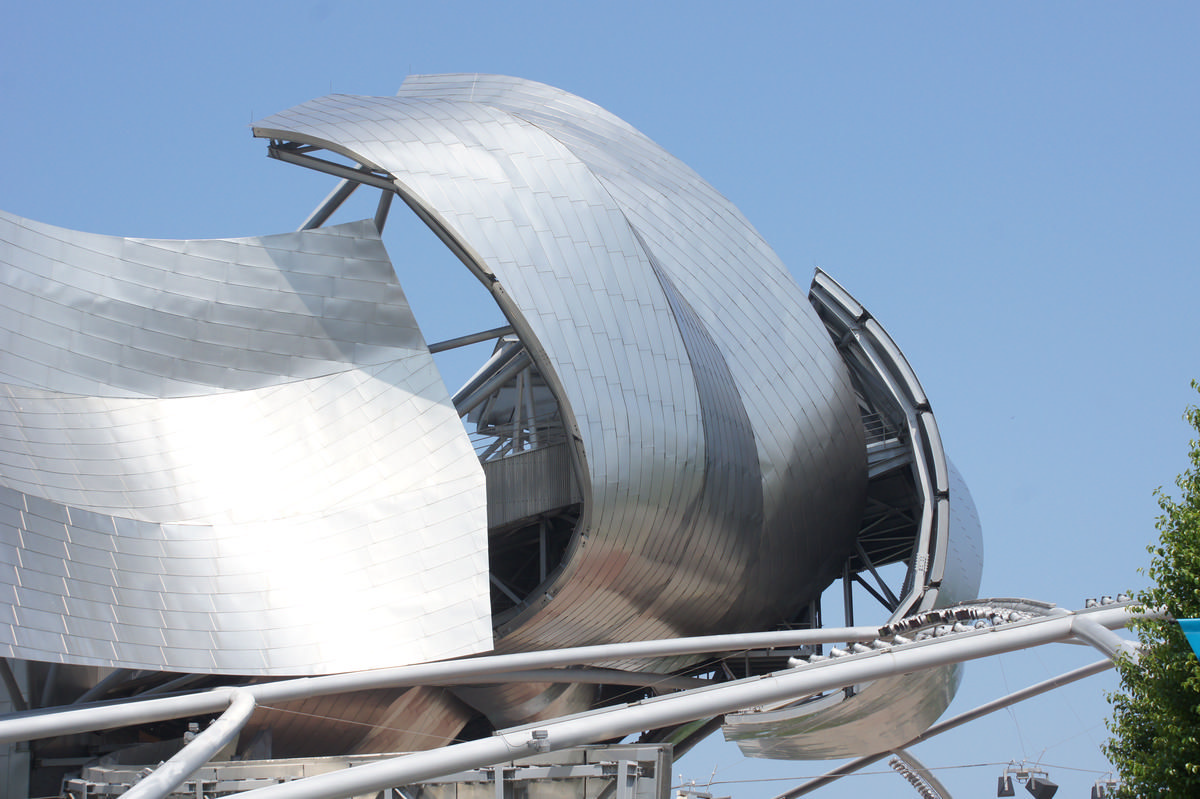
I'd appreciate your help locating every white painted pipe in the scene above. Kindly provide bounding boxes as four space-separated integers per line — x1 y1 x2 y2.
228 605 1142 799
122 689 256 799
1071 614 1142 661
0 624 882 744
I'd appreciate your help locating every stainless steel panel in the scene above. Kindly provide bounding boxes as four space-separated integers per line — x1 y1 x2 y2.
252 76 866 664
0 216 491 675
724 663 964 760
937 460 985 607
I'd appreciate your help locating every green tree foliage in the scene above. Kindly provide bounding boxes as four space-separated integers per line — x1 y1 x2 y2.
1105 383 1200 795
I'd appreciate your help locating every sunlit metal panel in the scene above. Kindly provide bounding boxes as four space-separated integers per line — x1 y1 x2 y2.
0 214 490 675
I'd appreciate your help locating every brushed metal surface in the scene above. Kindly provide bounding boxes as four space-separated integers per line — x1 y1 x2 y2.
0 214 490 675
253 76 867 663
938 460 985 607
724 664 964 760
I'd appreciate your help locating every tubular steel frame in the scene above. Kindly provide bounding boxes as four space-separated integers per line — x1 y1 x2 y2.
0 602 1150 799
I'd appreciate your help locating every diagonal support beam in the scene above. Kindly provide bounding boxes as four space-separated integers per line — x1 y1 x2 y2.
299 178 358 231
854 541 901 610
268 145 398 192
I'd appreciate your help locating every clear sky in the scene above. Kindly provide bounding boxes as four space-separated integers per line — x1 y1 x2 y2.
3 2 1198 796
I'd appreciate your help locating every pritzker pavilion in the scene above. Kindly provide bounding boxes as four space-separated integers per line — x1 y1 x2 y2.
0 76 1139 799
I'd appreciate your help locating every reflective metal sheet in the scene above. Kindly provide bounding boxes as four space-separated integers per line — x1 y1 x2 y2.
0 215 490 674
937 460 985 607
253 77 866 662
724 663 964 760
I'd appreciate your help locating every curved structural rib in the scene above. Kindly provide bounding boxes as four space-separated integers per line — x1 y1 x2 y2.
721 270 984 758
809 268 983 615
253 76 867 666
0 213 490 674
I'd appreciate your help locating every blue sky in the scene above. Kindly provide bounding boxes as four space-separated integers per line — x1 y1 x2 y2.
3 2 1198 796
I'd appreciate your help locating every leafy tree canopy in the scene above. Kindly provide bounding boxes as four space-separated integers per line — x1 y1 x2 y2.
1106 382 1200 795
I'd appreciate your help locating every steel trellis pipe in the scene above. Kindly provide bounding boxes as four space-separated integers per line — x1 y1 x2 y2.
229 605 1143 799
122 689 256 799
0 625 884 745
